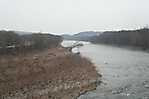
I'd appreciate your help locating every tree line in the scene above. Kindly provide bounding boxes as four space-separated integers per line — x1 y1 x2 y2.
0 31 62 54
90 28 149 50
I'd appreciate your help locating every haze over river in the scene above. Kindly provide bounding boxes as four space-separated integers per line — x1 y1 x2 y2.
62 40 149 99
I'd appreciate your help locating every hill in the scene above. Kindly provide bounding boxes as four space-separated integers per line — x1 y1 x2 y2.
63 28 149 50
0 30 62 54
90 28 149 50
62 31 101 41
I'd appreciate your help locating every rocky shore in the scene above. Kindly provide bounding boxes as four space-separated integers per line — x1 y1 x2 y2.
0 47 101 99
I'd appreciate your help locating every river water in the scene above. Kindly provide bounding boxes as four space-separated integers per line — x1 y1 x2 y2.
62 40 149 99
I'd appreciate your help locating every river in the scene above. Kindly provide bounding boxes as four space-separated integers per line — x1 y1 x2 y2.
62 40 149 99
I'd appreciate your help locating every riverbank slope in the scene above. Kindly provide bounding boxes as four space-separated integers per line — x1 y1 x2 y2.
0 47 99 99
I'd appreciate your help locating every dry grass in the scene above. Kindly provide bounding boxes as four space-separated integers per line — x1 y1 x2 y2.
0 48 98 96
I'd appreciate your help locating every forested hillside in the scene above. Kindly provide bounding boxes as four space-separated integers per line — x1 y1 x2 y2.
0 31 62 54
89 28 149 49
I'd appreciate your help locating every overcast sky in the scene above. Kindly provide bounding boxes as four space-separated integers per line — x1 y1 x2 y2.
0 0 149 34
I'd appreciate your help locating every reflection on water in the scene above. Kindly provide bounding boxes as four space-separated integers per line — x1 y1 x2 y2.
62 40 149 99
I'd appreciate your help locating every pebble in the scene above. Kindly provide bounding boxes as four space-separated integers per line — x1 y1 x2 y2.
143 81 149 88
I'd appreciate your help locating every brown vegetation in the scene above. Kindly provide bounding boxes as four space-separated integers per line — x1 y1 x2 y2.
0 47 99 99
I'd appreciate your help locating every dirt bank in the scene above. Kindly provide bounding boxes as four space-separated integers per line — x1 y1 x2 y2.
0 47 100 99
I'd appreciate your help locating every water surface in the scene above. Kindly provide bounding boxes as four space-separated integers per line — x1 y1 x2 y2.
62 41 149 99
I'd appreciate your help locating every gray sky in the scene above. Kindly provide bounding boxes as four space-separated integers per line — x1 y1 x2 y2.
0 0 149 34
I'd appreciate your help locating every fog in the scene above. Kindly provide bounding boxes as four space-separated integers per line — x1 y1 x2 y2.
0 0 149 34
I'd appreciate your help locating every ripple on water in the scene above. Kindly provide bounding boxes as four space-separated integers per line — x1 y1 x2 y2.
62 41 149 99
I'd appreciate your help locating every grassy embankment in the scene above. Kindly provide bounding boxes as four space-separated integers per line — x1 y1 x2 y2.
0 40 100 98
